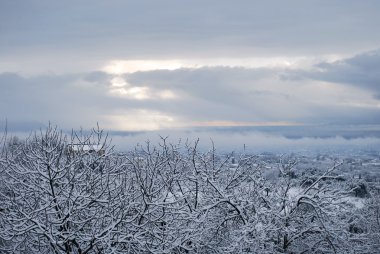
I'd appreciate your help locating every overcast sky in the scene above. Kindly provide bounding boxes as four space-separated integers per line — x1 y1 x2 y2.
1 0 380 151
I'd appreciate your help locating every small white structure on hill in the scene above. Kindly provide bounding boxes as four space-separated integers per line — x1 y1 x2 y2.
230 152 239 168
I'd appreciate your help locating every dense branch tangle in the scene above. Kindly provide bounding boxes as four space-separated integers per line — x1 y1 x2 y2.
0 126 378 253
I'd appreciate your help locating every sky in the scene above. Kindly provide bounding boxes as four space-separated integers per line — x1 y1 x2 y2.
1 0 380 152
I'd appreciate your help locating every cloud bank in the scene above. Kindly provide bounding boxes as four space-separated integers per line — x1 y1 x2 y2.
1 1 380 151
1 50 380 136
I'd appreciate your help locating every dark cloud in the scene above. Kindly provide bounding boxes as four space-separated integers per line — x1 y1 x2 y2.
0 72 111 127
319 50 380 97
83 71 113 84
126 66 380 125
125 67 303 122
126 67 276 105
284 50 380 98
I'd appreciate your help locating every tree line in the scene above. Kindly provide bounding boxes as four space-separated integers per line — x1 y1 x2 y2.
0 126 379 253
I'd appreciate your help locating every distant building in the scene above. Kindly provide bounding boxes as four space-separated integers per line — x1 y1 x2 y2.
230 152 239 168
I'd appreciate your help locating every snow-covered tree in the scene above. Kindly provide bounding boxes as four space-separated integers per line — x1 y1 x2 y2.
0 125 128 253
1 125 379 253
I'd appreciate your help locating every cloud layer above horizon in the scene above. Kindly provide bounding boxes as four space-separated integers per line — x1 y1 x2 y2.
1 0 380 150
